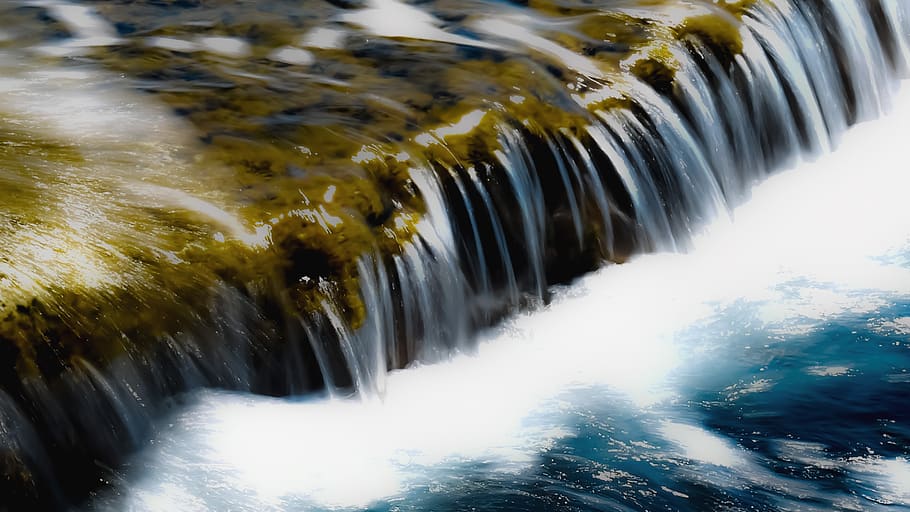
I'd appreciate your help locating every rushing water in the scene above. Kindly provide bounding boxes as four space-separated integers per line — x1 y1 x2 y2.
84 87 910 511
2 0 910 509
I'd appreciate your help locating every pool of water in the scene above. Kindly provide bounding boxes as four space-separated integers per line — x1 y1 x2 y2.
82 86 910 511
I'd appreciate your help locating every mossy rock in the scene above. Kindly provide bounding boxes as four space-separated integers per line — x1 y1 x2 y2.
1 0 767 381
0 0 768 428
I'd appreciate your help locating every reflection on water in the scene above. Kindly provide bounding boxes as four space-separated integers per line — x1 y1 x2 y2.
86 88 910 510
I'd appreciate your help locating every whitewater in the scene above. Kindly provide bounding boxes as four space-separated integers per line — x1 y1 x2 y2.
84 84 910 511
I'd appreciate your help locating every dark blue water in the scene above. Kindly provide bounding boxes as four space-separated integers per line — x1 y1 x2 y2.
340 299 910 512
86 276 910 511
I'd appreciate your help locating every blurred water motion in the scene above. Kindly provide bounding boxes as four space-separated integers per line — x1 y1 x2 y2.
0 0 908 509
89 86 910 511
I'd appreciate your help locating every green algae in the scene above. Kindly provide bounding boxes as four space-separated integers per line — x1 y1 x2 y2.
675 12 745 58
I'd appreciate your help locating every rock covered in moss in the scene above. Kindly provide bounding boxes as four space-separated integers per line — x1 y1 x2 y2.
0 0 770 505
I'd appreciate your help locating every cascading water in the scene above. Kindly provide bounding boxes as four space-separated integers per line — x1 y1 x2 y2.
0 0 909 509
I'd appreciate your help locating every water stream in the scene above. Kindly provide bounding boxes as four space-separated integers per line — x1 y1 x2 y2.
1 0 909 509
86 85 910 511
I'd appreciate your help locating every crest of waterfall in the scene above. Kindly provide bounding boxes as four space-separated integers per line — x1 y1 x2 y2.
368 0 910 396
1 0 910 507
9 0 905 400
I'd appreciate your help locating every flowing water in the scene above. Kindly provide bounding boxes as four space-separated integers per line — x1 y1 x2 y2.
1 0 910 509
87 88 910 511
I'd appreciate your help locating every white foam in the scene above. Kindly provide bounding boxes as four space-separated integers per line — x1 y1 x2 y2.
91 65 910 512
851 458 910 506
659 422 747 468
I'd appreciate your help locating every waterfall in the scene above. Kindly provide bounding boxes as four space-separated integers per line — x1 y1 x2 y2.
1 0 909 508
386 0 910 380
